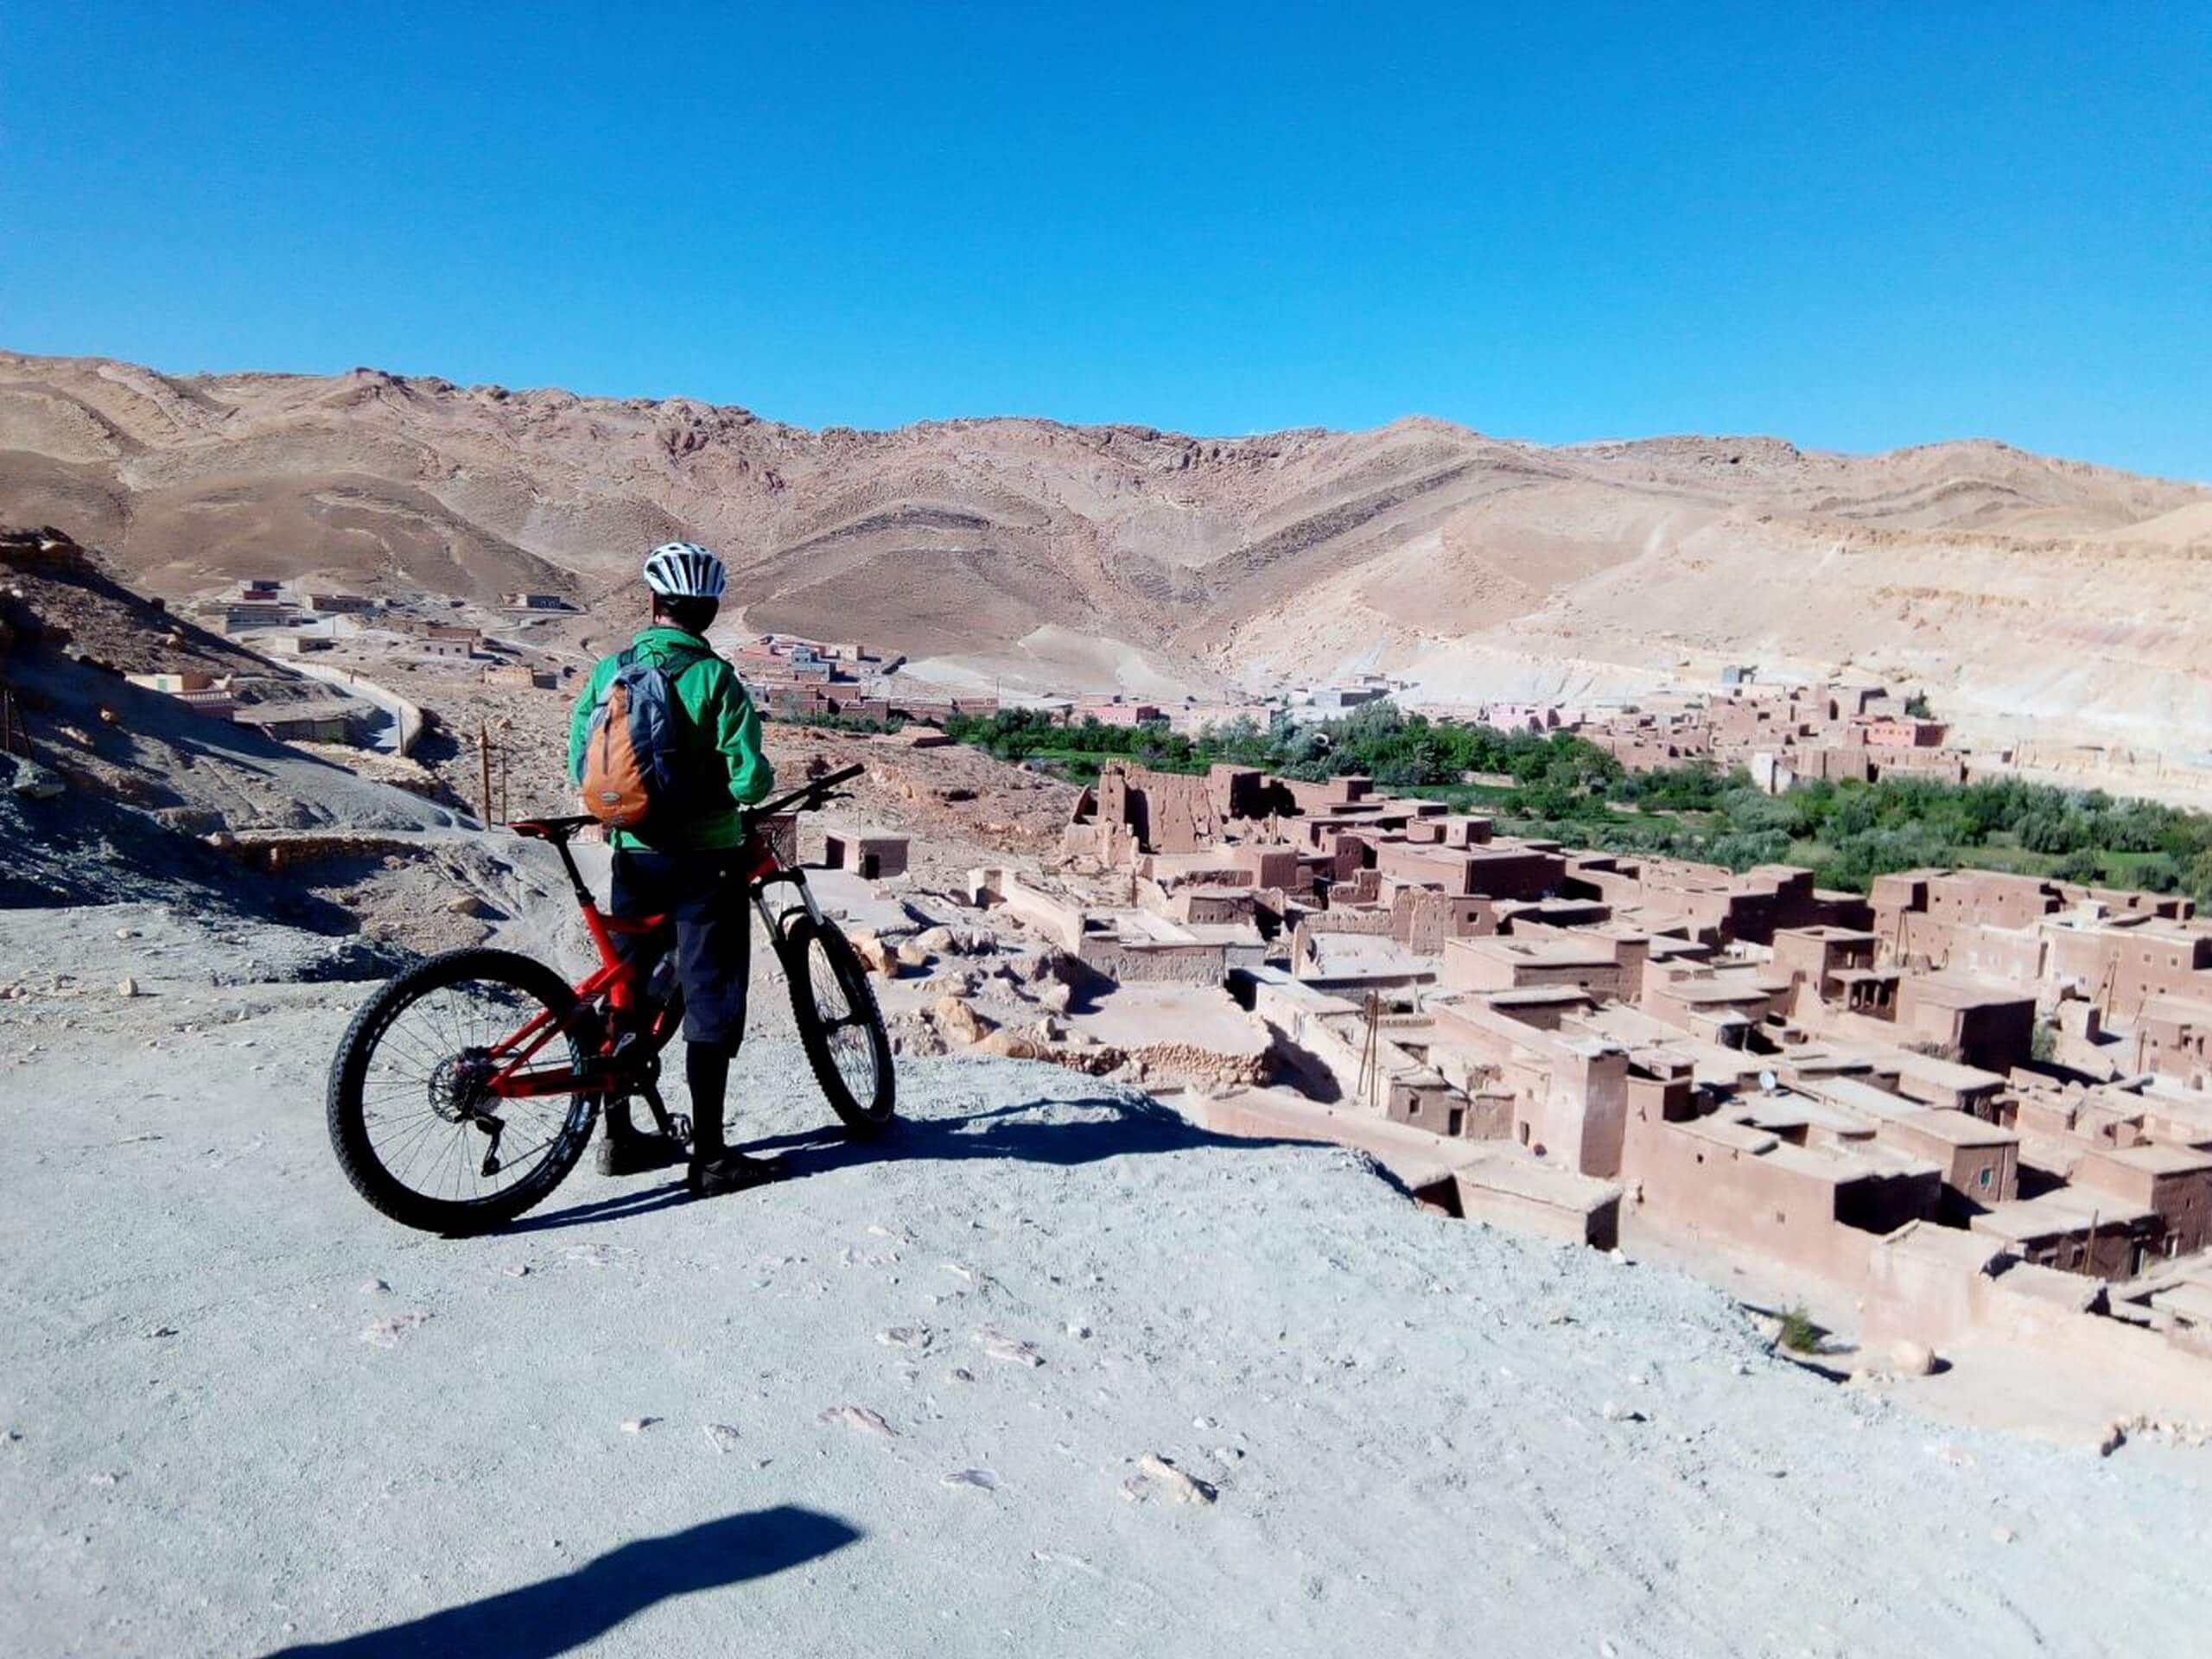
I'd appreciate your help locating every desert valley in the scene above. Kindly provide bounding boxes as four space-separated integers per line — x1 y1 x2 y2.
7 351 2212 1656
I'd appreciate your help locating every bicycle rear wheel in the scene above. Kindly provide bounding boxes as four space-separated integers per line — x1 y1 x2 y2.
783 916 896 1134
327 948 598 1234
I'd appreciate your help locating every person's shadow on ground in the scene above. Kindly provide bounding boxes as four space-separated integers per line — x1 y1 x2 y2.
258 1504 860 1657
505 1091 1319 1235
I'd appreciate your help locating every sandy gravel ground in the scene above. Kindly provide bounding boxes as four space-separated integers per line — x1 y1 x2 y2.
3 906 2209 1658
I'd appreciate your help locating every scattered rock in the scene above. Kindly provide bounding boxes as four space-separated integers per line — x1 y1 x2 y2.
358 1312 430 1349
702 1422 743 1454
976 1328 1044 1368
446 893 488 917
116 976 139 999
915 925 958 956
1993 1526 2018 1546
1600 1401 1644 1424
943 1467 1000 1492
1037 980 1072 1014
819 1404 898 1439
896 940 931 970
947 1367 976 1383
1137 1452 1218 1505
620 1417 660 1434
2098 1419 2129 1458
877 1325 932 1350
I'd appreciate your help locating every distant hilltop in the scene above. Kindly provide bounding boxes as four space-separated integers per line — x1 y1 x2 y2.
3 347 2209 749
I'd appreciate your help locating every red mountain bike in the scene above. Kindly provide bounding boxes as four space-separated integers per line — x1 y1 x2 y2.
326 764 894 1234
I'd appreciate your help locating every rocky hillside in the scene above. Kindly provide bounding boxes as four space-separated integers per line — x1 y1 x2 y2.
4 350 2209 742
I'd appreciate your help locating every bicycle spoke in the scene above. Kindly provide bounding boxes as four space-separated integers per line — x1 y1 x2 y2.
353 969 587 1215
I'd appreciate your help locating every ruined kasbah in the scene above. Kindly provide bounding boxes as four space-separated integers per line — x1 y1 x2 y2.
939 752 2212 1397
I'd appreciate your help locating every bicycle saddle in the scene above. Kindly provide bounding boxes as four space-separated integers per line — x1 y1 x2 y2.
509 815 599 842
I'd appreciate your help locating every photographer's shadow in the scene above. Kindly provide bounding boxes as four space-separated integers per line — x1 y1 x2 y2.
262 1504 859 1657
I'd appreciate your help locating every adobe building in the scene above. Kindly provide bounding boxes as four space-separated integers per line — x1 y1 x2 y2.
1970 1188 2164 1280
1891 973 2036 1071
2073 1143 2212 1259
1857 715 1949 749
1638 959 1794 1048
125 671 214 695
1619 1088 1941 1287
1772 925 1886 1007
1420 1151 1623 1249
219 601 294 632
1864 1106 2021 1220
824 831 910 881
1441 933 1649 1001
2136 995 2212 1085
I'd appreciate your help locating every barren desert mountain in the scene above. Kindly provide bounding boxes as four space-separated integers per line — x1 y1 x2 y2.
4 349 2209 743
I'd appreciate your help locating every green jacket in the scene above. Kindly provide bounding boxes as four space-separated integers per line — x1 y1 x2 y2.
567 626 774 851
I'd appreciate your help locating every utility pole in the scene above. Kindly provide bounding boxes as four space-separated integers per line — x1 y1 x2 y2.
1357 989 1382 1110
478 720 493 827
0 683 25 759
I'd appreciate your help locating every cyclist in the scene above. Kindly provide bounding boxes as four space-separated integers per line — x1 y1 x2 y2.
565 541 783 1198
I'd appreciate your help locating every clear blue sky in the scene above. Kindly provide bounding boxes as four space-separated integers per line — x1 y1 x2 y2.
6 3 2208 478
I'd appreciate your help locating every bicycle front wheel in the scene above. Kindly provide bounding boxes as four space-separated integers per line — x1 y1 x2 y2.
783 917 896 1134
327 948 598 1234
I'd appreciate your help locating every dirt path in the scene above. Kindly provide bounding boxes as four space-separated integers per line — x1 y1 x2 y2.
3 905 2209 1657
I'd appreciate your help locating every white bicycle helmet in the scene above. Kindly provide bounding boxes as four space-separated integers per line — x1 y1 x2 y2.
642 540 728 599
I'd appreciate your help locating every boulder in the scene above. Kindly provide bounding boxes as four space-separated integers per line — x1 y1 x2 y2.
1037 980 1072 1014
934 995 992 1046
0 753 64 800
1888 1339 1937 1378
896 940 931 969
849 932 899 978
977 1027 1051 1061
915 925 959 956
447 893 489 918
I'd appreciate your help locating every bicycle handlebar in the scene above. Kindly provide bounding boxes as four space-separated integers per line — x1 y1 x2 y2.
750 762 866 822
512 764 865 853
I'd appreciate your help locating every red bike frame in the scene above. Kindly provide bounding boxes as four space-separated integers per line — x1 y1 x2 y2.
474 765 854 1103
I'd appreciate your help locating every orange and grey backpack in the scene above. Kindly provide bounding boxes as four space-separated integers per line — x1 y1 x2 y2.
575 644 709 831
